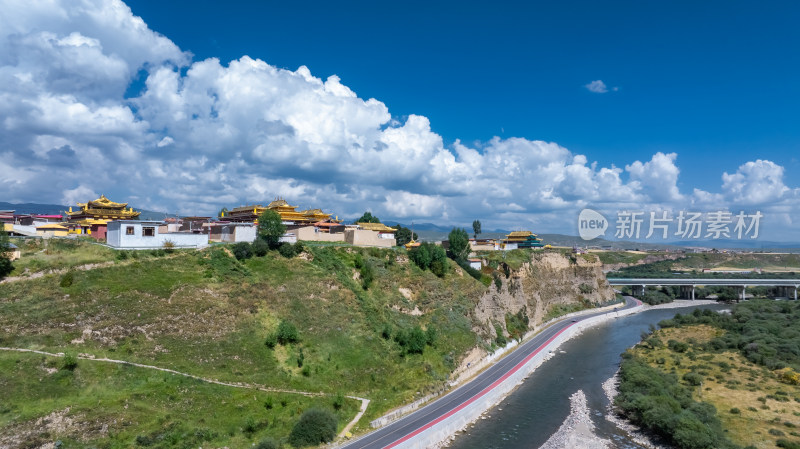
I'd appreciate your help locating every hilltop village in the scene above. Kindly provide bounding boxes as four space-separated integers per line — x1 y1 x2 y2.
0 194 546 254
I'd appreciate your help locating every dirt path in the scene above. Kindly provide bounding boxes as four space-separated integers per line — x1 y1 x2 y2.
0 347 370 441
0 261 116 284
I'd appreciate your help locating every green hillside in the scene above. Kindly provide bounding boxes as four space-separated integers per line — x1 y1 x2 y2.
0 242 487 447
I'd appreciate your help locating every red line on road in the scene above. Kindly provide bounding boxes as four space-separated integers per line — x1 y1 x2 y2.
383 323 576 448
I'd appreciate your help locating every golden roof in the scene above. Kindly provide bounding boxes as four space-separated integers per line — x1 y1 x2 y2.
229 205 266 213
357 222 397 233
66 194 140 219
79 194 128 209
507 231 535 238
267 199 297 210
36 223 68 230
405 240 421 249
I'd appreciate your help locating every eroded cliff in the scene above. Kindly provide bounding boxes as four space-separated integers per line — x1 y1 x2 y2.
474 252 615 339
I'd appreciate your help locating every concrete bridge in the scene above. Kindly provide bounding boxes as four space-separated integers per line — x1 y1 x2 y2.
607 278 800 301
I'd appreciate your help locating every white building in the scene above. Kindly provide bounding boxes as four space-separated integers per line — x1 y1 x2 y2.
209 222 257 243
107 220 208 249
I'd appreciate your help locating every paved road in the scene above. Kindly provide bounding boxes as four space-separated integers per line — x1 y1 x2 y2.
341 297 640 449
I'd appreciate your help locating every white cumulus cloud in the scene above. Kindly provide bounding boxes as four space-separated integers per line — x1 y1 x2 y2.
0 0 797 239
585 80 608 93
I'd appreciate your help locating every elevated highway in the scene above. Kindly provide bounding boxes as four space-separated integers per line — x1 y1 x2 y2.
607 278 800 300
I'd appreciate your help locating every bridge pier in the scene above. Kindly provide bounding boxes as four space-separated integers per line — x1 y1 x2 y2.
632 285 645 298
680 285 695 300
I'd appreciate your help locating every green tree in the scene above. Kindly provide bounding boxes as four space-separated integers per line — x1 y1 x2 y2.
447 228 470 263
258 209 286 248
355 211 380 223
394 225 418 246
472 220 482 239
409 243 432 270
0 224 13 279
429 244 448 277
288 408 337 447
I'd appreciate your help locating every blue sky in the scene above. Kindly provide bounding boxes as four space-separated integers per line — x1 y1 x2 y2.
2 0 799 241
125 0 800 191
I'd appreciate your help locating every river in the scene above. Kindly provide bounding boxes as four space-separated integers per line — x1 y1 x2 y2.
447 304 728 449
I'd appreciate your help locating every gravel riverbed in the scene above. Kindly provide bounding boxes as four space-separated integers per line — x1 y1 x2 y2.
538 390 612 449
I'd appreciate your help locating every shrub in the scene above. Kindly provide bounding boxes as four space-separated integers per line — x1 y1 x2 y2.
425 327 437 346
61 352 78 371
730 407 740 414
264 396 274 409
332 392 345 410
255 438 280 449
288 408 337 447
265 333 277 349
276 320 299 345
162 240 175 253
668 339 689 353
231 242 252 260
252 238 269 257
458 260 481 281
394 326 427 355
360 262 374 290
59 271 74 288
682 372 704 386
243 416 258 433
278 242 296 258
777 439 800 449
494 323 507 346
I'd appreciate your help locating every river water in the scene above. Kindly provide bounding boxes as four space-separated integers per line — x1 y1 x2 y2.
447 304 728 449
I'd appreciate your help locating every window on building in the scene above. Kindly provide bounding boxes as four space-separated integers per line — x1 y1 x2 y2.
126 226 135 235
143 227 155 237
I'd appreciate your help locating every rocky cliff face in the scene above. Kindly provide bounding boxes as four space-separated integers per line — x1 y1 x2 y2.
474 252 615 339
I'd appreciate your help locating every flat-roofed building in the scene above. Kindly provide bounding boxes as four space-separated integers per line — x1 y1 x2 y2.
107 220 208 249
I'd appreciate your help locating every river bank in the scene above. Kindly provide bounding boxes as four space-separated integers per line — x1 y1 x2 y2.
532 299 722 449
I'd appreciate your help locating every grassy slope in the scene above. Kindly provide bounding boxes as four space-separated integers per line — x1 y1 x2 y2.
9 238 118 276
0 244 485 447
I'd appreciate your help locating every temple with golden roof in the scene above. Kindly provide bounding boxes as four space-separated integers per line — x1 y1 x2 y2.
65 195 141 221
503 231 544 248
64 195 140 239
227 198 334 225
